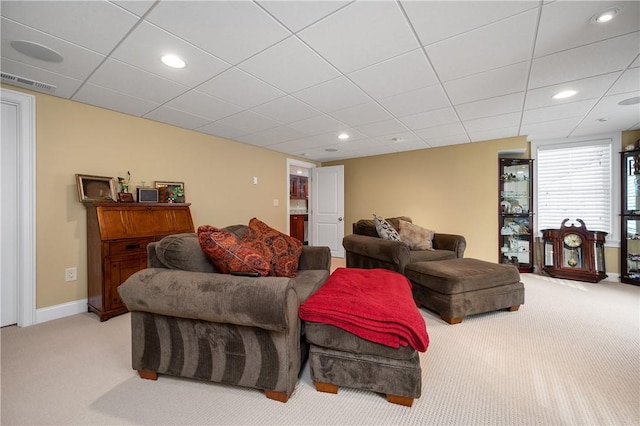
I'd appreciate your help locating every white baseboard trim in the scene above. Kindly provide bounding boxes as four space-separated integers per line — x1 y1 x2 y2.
36 299 87 324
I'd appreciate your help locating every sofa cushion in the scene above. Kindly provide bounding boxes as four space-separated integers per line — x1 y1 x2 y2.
155 233 217 273
410 249 457 262
197 225 271 276
243 217 303 278
398 219 435 250
354 216 412 237
373 214 401 241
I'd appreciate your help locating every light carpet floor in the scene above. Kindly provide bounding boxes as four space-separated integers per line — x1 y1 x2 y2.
1 273 639 425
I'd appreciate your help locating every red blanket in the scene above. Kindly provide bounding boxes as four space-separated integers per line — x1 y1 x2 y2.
299 268 429 352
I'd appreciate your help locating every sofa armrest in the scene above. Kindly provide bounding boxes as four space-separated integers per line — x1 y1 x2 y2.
147 242 164 268
433 233 466 258
118 269 297 332
342 234 410 272
298 246 331 271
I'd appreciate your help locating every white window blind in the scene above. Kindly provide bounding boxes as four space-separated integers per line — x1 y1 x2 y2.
537 142 612 234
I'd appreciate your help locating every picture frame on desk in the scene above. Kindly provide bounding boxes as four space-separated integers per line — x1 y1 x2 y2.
155 181 185 203
75 174 117 203
117 192 134 203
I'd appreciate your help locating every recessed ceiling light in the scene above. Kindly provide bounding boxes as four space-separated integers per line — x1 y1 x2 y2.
619 96 640 106
10 40 63 62
161 54 186 69
552 90 577 100
325 148 338 152
297 170 302 174
591 7 619 23
391 137 402 142
338 133 349 140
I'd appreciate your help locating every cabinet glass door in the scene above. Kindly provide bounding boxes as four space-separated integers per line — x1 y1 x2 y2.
499 158 534 272
624 217 640 280
624 154 640 213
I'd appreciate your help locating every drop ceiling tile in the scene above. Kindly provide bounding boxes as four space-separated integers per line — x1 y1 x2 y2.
468 127 521 142
250 96 321 124
378 84 451 118
111 1 156 17
583 91 640 123
1 18 105 80
196 121 249 140
520 117 582 140
464 112 521 133
256 1 350 33
424 134 471 147
164 90 242 121
329 102 393 127
87 59 188 104
372 131 426 147
146 1 290 65
0 57 82 98
525 73 620 110
400 107 459 131
288 114 348 135
197 68 284 109
144 106 210 130
402 0 538 46
1 1 138 54
239 37 339 93
216 110 282 134
111 22 231 87
292 77 371 113
523 99 598 125
247 125 308 144
348 49 438 99
425 10 537 81
298 1 419 74
355 119 410 138
444 62 529 105
74 83 159 116
535 1 640 57
414 122 467 140
608 67 640 96
456 93 524 121
234 132 278 147
529 33 640 89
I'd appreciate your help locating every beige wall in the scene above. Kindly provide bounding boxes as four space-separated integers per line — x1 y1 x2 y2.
4 85 316 309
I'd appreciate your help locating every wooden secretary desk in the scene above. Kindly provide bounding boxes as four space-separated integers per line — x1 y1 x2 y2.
85 202 194 321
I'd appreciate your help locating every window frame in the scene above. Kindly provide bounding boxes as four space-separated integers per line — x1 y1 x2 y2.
531 133 620 247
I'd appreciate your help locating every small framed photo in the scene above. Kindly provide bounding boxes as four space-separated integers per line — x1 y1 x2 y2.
117 192 134 203
75 174 117 203
154 181 185 203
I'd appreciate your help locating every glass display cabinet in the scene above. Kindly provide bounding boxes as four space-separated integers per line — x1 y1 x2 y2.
621 149 640 285
499 158 533 272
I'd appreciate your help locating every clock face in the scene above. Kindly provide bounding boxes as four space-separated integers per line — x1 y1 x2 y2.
564 233 583 248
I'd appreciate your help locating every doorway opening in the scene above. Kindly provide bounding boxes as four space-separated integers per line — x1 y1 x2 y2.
286 159 315 244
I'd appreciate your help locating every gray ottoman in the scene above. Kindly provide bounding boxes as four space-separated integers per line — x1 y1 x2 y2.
404 258 524 324
305 322 422 407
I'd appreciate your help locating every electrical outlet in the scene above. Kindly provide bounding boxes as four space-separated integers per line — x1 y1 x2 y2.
65 267 77 282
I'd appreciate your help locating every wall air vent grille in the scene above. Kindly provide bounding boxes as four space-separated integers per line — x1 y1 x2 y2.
1 72 56 92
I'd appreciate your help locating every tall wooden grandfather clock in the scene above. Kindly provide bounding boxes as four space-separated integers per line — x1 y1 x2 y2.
541 219 607 283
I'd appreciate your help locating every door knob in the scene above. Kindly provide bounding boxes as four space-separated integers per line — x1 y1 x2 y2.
338 217 343 222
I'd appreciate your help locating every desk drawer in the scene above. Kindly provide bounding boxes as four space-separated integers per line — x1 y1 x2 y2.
108 238 155 256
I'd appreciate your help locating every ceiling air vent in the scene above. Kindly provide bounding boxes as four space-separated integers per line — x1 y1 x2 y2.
1 72 56 92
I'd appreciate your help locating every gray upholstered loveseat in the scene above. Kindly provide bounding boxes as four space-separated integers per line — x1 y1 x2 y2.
342 216 466 273
118 227 331 403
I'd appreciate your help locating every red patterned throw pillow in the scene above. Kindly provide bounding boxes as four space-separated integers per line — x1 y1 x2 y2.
243 218 303 278
197 225 271 276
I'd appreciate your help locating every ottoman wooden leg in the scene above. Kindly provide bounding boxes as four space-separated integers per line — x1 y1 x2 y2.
509 305 520 312
137 370 158 380
441 315 463 324
387 394 414 407
314 381 339 394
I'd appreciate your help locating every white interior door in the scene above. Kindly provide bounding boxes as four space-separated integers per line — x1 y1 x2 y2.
310 165 344 258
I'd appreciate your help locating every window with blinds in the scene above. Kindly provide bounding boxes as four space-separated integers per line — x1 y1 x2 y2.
537 141 612 235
